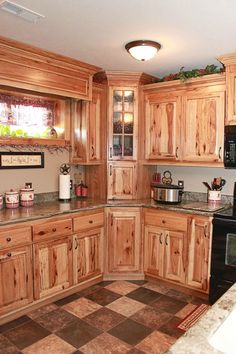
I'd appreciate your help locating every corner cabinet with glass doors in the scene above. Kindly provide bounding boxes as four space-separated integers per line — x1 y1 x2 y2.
107 86 138 199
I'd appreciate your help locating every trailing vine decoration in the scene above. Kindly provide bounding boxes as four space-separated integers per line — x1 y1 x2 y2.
0 144 71 154
157 64 224 83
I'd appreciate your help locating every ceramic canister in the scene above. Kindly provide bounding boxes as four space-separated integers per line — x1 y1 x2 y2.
5 190 19 209
0 194 3 209
20 188 34 207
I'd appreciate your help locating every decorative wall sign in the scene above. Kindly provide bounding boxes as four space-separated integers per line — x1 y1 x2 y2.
0 152 44 169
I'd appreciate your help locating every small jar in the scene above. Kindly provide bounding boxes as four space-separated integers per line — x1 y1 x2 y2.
5 190 19 209
20 188 34 207
0 194 3 209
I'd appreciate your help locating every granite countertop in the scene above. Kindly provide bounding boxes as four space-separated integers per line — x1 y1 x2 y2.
167 282 236 354
0 198 231 226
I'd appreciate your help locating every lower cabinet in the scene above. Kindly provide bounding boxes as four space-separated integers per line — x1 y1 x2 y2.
73 228 103 284
0 245 33 315
107 208 141 274
33 237 73 300
186 215 212 292
144 225 186 285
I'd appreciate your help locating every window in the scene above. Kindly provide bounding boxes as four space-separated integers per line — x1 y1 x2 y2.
0 93 57 138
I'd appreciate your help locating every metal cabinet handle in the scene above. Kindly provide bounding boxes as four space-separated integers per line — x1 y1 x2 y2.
109 165 113 176
218 147 222 160
75 237 78 250
91 146 95 157
204 225 208 238
176 147 179 158
165 234 168 246
159 233 163 244
109 147 113 159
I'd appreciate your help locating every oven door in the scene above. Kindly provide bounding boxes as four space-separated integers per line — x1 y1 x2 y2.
209 217 236 303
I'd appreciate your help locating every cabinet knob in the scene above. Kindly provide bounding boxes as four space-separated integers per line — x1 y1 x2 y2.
6 237 11 242
159 233 163 244
52 228 57 232
89 220 93 224
7 252 11 257
175 147 179 158
162 220 166 224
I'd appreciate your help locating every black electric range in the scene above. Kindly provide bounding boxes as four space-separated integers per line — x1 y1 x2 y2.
209 207 236 304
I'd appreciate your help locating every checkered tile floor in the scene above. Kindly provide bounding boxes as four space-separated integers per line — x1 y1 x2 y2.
0 280 207 353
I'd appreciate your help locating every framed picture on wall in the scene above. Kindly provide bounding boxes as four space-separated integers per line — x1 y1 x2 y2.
0 152 44 169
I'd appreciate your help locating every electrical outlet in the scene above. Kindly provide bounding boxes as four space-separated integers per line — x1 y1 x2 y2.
178 180 184 188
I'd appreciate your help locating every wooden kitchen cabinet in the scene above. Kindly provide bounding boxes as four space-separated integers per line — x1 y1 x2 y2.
142 73 226 166
33 215 73 300
182 90 225 163
0 245 33 316
107 161 137 199
186 215 212 292
106 208 141 275
33 236 73 300
144 210 187 285
73 209 104 283
144 94 181 160
70 84 106 164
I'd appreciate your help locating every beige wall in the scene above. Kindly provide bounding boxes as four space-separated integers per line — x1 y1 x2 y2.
0 150 70 194
156 166 236 196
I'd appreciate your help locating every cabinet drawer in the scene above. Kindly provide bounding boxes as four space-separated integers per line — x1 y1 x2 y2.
144 210 188 231
33 219 72 241
0 227 32 250
74 212 104 232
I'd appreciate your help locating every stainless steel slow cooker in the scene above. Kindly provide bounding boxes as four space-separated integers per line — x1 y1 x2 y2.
152 183 184 204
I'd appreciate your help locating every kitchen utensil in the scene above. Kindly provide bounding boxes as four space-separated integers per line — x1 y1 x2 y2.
212 177 226 191
203 182 212 190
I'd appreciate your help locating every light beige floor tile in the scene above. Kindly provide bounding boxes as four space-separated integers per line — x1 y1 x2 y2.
80 332 131 354
22 334 75 354
62 297 101 318
106 297 146 317
175 303 197 319
142 282 169 294
105 281 139 295
136 330 176 354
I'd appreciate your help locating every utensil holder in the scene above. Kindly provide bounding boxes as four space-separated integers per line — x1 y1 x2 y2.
208 190 221 203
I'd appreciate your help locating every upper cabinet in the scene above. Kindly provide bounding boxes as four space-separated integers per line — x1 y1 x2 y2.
218 53 236 125
143 73 226 166
108 86 138 161
70 83 107 164
0 36 100 100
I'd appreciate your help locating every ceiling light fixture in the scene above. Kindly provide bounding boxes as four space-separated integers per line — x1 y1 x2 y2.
125 40 161 61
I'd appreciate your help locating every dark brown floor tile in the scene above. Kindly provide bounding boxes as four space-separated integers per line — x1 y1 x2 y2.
159 316 184 338
86 288 121 306
127 348 145 354
77 284 102 297
34 308 78 333
56 318 102 348
0 315 30 333
151 295 187 314
126 287 162 304
131 306 173 329
0 334 21 353
127 280 147 286
97 281 114 287
54 293 81 306
108 318 153 346
166 289 193 303
3 320 50 350
83 307 126 331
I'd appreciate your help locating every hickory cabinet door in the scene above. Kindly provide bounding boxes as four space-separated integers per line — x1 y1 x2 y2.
144 95 181 160
0 245 33 315
107 162 137 199
33 237 73 299
144 225 164 277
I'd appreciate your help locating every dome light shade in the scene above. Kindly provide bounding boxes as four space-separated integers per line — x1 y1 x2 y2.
125 40 161 61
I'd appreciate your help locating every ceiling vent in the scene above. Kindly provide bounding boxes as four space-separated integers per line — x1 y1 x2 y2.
0 1 45 22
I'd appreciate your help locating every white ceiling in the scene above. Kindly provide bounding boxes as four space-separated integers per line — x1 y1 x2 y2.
0 0 236 78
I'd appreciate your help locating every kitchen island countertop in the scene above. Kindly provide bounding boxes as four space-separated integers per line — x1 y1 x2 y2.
167 282 236 354
0 198 231 226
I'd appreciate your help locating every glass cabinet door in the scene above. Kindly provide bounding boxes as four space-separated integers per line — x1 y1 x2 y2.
111 89 135 159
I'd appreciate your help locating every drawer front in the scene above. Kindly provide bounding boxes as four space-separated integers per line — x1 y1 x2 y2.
33 219 72 241
0 227 32 250
144 210 188 231
74 212 104 232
